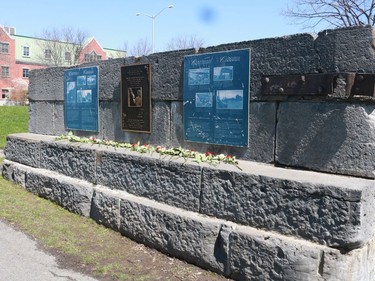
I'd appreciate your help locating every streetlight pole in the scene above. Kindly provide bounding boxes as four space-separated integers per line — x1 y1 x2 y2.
136 5 174 53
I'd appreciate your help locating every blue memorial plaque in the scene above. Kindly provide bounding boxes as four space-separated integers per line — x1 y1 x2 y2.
183 49 250 147
64 66 99 132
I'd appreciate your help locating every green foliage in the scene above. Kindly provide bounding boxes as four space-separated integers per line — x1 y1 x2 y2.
0 106 29 148
57 132 241 169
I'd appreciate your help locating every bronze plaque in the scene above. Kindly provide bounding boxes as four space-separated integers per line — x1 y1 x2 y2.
121 64 151 133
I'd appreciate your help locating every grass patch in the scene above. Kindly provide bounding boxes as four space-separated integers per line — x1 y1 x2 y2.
0 106 28 148
0 164 229 281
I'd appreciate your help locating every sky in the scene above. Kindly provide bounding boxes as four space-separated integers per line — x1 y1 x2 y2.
1 0 329 52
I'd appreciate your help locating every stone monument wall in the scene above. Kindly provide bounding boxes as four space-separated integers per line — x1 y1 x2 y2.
4 26 375 280
27 26 375 179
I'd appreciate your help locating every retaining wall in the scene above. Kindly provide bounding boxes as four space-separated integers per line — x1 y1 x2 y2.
3 133 375 280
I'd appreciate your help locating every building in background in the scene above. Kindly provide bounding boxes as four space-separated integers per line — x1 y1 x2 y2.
0 26 127 105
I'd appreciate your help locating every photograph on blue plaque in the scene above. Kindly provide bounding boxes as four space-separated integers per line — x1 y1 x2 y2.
121 64 151 133
64 66 99 132
183 49 250 147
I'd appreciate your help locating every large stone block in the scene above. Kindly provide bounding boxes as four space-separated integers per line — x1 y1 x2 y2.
136 49 196 101
95 58 125 101
200 162 375 249
315 26 375 73
119 195 226 274
96 149 202 212
276 102 375 178
229 226 324 281
90 188 121 230
25 169 61 203
28 102 55 135
58 176 94 217
40 141 97 183
4 133 49 167
1 160 27 187
204 33 318 100
29 67 65 101
96 148 203 210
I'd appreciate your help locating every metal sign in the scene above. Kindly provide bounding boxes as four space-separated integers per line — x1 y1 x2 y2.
121 64 152 133
183 49 250 147
64 66 99 132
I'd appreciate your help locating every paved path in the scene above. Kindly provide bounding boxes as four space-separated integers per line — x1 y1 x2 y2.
0 220 98 281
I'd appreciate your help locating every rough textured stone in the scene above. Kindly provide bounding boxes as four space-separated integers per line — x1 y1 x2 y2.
28 102 55 135
90 188 121 230
29 67 65 101
1 160 27 187
4 134 43 168
40 141 97 183
136 49 196 101
315 26 375 73
3 146 375 281
204 33 319 100
25 169 61 203
276 102 375 178
58 177 94 217
96 58 125 101
245 102 276 162
119 195 226 274
200 163 375 249
229 226 323 281
96 149 202 212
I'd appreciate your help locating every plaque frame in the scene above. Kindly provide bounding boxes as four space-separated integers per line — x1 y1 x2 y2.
121 63 152 133
64 66 99 132
183 49 251 147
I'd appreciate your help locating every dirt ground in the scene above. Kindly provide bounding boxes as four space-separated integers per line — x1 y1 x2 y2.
46 228 233 281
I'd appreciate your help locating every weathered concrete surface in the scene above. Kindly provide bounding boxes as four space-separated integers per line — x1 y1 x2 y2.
276 102 375 178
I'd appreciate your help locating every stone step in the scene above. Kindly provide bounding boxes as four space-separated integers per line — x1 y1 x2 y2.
2 159 375 281
4 133 375 250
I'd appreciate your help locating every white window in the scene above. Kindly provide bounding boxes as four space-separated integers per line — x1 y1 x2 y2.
84 51 101 62
22 68 29 78
64 51 71 61
23 45 30 57
44 49 52 59
1 66 9 77
0 42 9 53
2 89 9 99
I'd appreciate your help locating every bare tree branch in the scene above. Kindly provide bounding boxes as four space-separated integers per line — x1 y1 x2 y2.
283 0 375 29
36 27 89 66
130 38 152 57
166 34 205 51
